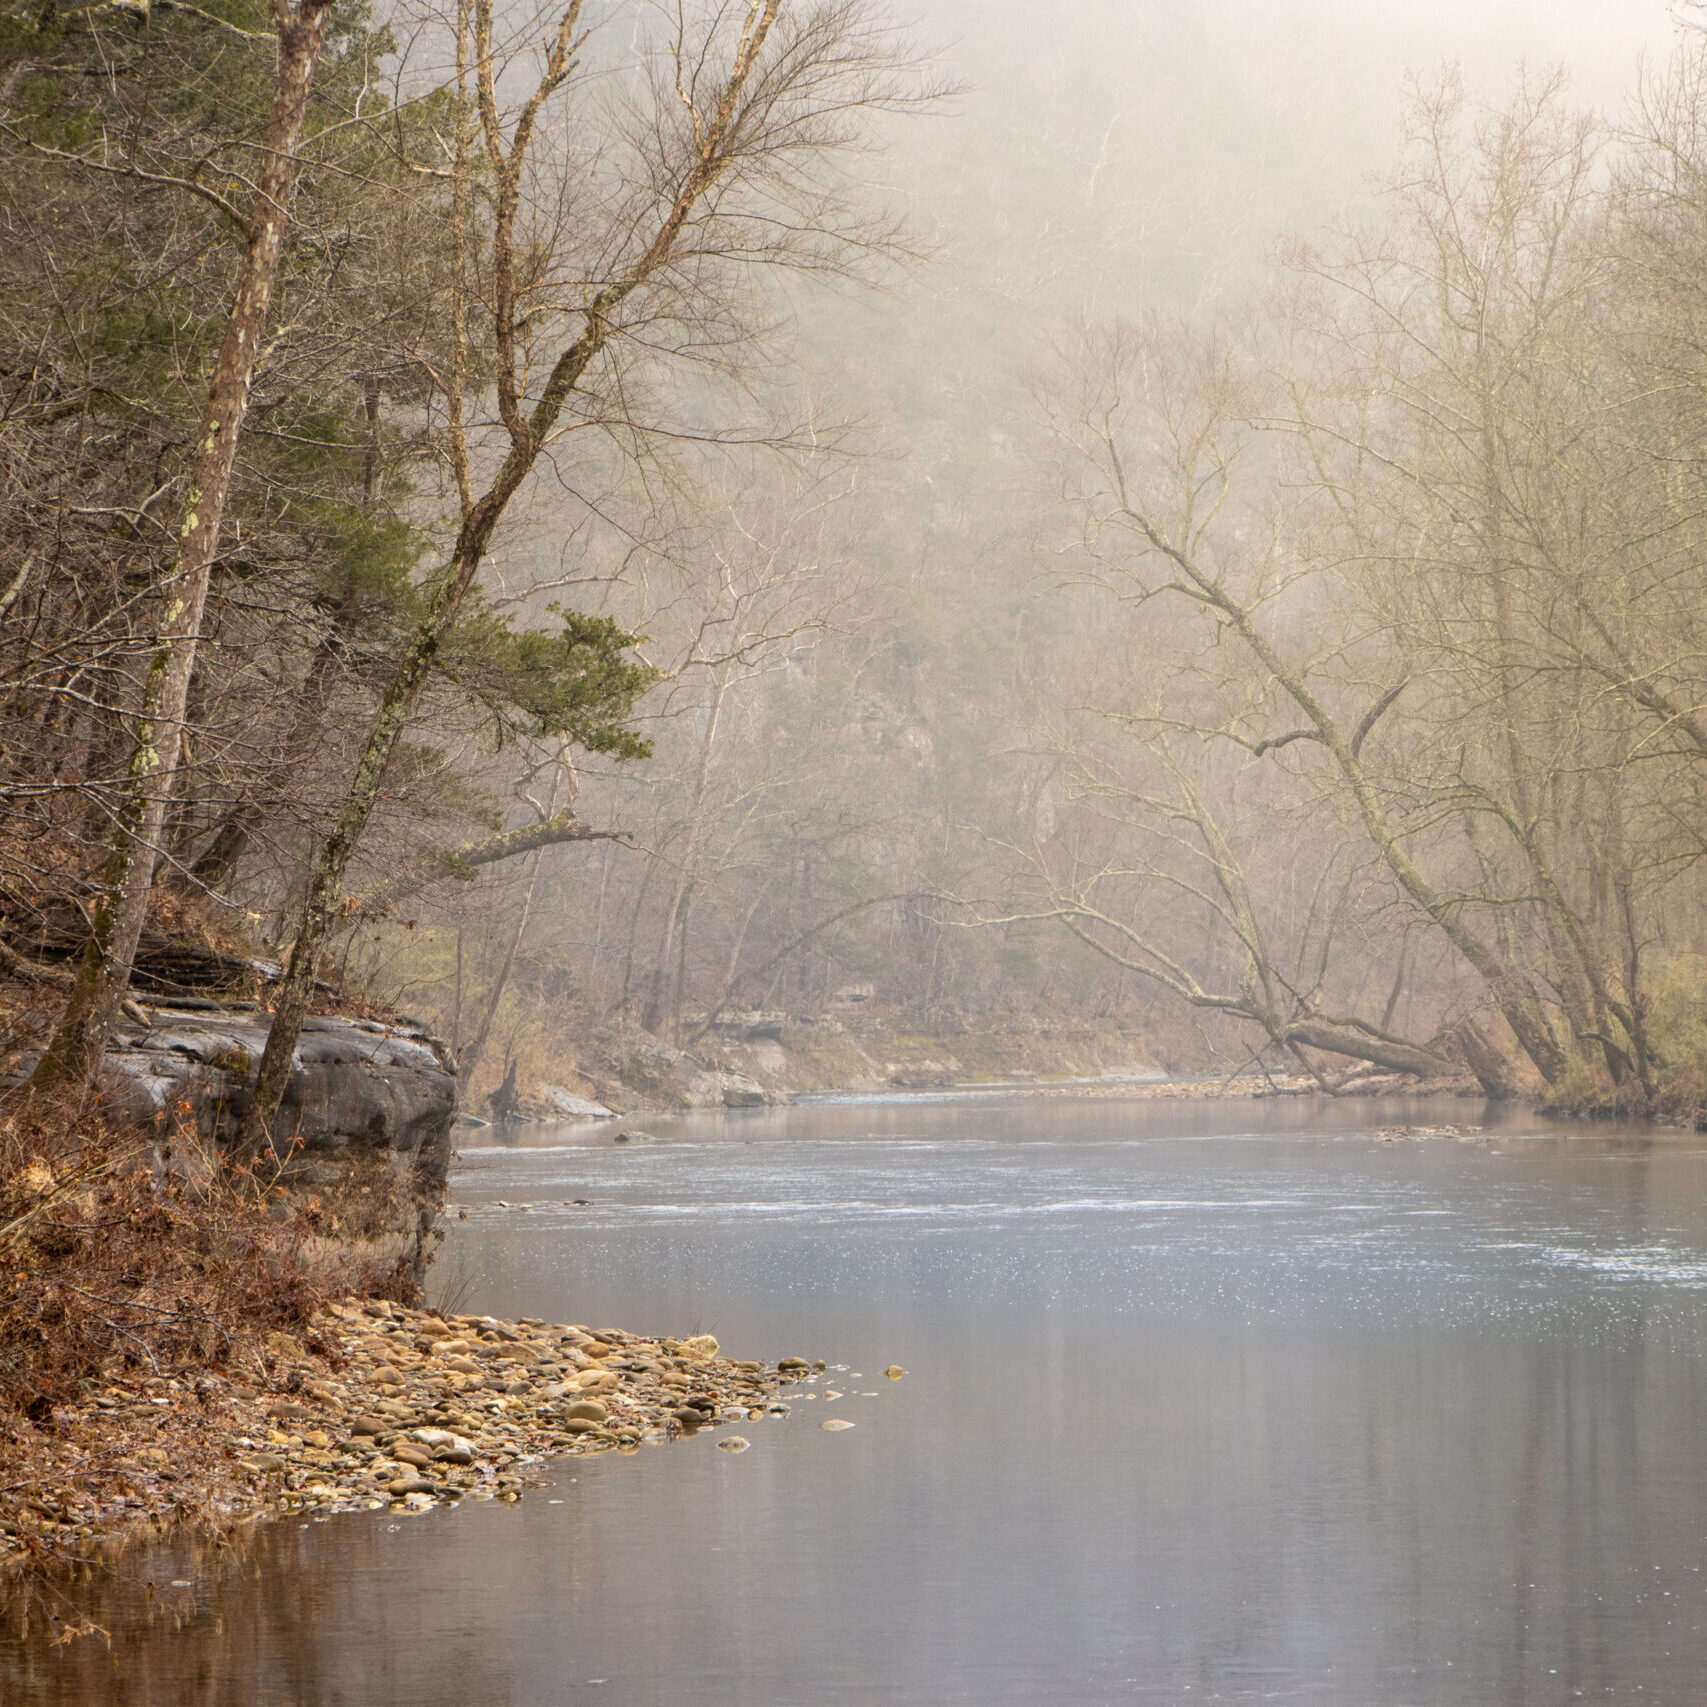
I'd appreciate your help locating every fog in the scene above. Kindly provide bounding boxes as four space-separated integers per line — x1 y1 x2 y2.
885 1 1683 297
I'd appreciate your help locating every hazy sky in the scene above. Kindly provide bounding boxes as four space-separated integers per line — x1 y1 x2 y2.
922 0 1685 109
1197 0 1681 108
877 0 1698 313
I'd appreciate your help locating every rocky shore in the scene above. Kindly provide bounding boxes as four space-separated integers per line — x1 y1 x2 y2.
1 1297 817 1579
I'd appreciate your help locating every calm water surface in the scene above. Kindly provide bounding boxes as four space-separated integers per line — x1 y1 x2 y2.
11 1093 1707 1705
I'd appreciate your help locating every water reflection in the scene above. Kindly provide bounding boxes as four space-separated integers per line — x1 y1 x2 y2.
9 1095 1707 1704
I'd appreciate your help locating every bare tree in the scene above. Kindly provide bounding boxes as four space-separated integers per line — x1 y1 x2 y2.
1034 309 1569 1084
236 0 929 1151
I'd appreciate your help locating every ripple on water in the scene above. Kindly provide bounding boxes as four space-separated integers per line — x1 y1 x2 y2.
1540 1241 1707 1287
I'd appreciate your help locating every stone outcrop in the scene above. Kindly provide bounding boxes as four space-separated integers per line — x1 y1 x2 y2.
96 1002 456 1274
102 1004 453 1150
620 1035 776 1110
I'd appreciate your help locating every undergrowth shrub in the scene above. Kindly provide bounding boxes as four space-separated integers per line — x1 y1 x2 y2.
0 1096 414 1424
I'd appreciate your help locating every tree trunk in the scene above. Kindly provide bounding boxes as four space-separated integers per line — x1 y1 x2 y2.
30 0 338 1092
642 675 724 1035
458 766 559 1084
487 1055 521 1124
1277 1018 1456 1080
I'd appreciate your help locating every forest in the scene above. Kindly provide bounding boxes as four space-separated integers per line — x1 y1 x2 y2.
6 0 1707 1122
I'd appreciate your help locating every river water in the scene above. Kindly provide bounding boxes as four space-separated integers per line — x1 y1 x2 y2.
11 1092 1707 1705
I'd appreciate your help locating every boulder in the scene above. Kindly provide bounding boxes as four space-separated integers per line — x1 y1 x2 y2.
536 1084 617 1120
721 1076 768 1109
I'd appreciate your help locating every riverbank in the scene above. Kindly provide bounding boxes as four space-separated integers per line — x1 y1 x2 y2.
493 1016 1167 1117
492 1017 1507 1122
0 1295 806 1593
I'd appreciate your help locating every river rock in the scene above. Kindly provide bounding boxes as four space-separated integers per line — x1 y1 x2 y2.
883 1365 907 1380
537 1085 617 1120
3 1294 808 1579
717 1436 751 1453
411 1428 471 1451
820 1419 855 1431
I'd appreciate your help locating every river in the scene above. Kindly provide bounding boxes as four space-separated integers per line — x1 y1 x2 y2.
11 1092 1707 1704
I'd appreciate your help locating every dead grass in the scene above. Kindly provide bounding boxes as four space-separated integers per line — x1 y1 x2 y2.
0 1093 415 1430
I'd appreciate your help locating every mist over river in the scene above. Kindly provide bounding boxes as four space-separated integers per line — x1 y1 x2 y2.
15 1092 1707 1705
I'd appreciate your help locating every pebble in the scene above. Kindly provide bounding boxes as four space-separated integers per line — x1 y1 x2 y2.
717 1436 751 1453
1 1297 830 1576
820 1419 856 1431
884 1366 907 1380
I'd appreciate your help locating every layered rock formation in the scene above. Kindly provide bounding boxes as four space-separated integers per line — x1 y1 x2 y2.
98 1002 456 1275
